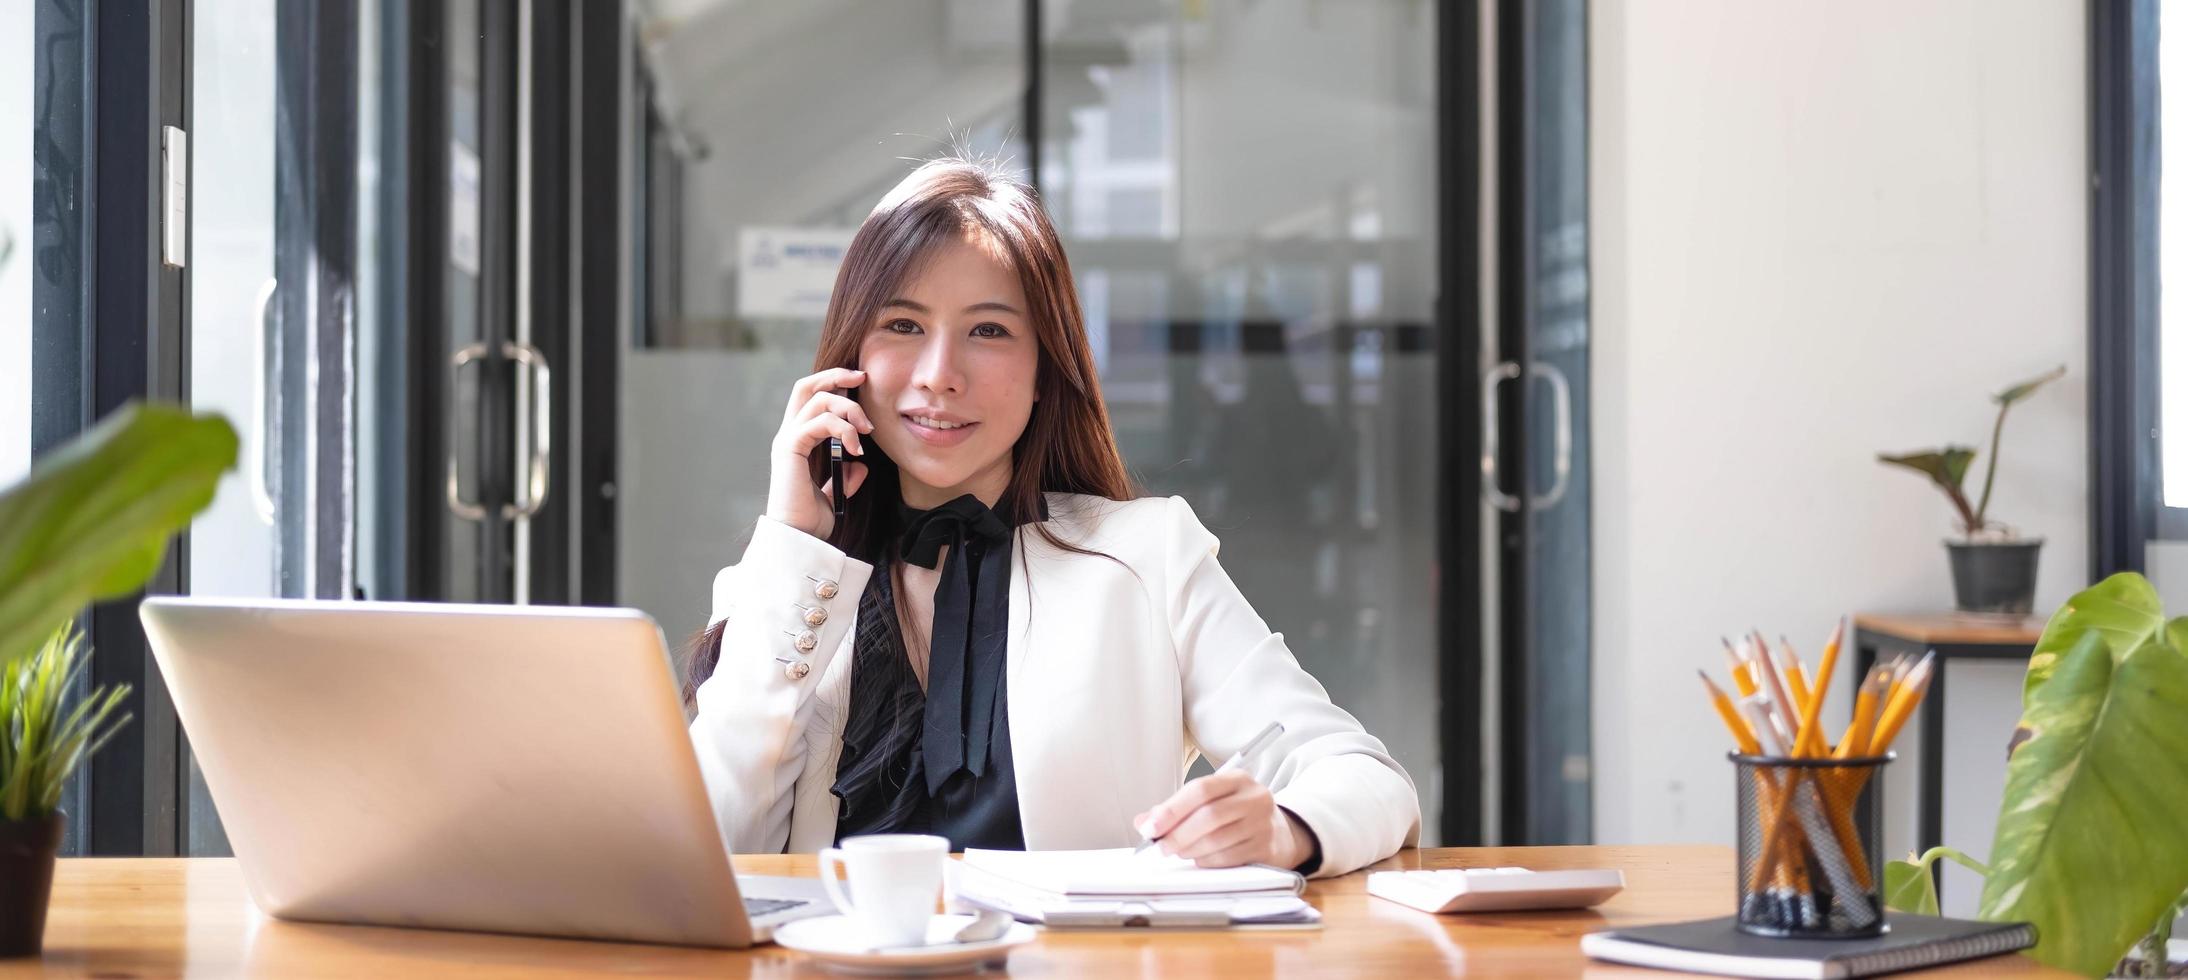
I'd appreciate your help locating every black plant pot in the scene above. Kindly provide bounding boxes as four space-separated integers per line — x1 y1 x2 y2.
0 811 63 958
1945 540 2043 615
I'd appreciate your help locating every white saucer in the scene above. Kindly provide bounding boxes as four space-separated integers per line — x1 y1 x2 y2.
773 914 1035 976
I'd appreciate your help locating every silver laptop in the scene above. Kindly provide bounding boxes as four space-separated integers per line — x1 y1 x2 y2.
140 596 830 947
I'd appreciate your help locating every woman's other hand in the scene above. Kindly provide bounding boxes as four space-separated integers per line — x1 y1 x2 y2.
1133 770 1319 870
764 367 874 540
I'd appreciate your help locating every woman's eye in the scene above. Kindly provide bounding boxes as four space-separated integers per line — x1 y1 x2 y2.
972 323 1010 338
884 319 922 335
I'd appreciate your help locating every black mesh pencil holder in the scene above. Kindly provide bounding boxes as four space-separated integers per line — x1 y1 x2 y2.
1732 753 1893 939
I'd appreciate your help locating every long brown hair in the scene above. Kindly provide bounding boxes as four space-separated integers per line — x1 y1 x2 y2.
682 157 1138 703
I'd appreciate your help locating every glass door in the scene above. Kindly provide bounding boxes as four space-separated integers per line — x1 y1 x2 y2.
403 0 561 607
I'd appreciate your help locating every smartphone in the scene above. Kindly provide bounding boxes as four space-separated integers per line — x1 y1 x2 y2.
828 385 856 521
828 437 847 521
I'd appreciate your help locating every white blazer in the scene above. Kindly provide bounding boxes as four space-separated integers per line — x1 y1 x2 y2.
688 492 1421 877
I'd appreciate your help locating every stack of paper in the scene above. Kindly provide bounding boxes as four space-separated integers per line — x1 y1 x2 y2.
946 848 1320 929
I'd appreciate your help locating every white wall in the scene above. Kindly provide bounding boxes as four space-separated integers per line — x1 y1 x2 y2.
2 0 31 485
1591 0 2088 917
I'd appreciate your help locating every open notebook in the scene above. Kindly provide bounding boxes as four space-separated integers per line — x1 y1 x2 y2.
946 848 1319 929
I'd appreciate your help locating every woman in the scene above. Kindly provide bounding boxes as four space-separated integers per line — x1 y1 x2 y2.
686 157 1418 877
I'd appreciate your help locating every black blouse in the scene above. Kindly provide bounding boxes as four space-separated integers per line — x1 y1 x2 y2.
830 494 1035 851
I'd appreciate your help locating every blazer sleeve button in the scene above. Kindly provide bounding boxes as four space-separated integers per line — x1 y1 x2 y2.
784 661 811 680
814 580 840 600
803 607 828 627
794 630 819 652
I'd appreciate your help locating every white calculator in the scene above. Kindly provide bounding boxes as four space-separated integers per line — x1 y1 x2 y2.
1367 867 1626 913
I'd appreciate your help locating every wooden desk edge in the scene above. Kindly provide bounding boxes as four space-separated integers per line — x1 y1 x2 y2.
23 846 2070 977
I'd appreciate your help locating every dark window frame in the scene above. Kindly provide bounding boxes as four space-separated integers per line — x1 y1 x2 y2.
572 0 623 607
2089 0 2175 569
1437 0 1487 847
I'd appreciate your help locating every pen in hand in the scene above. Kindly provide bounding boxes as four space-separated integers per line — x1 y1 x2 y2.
1132 720 1286 857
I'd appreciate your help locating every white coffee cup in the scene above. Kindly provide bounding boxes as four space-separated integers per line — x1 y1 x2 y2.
817 834 948 947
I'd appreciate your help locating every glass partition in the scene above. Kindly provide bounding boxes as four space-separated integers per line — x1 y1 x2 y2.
1038 0 1443 838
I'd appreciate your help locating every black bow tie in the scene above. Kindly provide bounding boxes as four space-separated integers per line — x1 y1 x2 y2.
897 495 1018 795
898 495 1013 570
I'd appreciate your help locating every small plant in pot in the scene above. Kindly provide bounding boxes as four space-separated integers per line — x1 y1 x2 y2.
0 403 235 957
1878 366 2066 615
0 626 130 956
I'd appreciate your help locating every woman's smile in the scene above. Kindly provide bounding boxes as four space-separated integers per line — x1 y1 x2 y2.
902 411 980 447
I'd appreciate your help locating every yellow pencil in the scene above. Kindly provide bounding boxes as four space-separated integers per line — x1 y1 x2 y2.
1833 667 1883 759
1723 639 1758 697
1700 670 1761 754
1881 656 1916 704
1875 656 1907 734
1870 652 1937 751
1773 632 1814 720
1792 621 1844 757
1863 661 1898 750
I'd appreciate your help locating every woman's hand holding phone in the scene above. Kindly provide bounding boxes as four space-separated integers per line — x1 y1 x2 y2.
766 368 874 541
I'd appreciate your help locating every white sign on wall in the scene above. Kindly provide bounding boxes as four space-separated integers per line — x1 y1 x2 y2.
738 226 856 320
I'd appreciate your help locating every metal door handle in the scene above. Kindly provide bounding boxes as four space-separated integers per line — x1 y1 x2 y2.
1481 361 1522 512
1528 360 1573 511
447 342 490 520
1483 360 1576 513
502 342 551 520
250 278 277 524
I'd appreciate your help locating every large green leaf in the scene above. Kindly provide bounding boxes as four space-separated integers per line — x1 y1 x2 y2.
0 403 238 668
2022 572 2164 707
1978 629 2188 977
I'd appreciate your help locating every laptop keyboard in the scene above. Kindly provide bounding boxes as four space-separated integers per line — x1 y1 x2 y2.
743 896 809 918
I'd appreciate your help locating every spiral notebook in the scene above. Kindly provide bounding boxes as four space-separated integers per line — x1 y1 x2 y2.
1580 913 2037 979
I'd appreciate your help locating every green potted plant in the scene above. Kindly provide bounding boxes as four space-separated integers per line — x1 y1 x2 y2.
0 403 236 957
0 625 129 956
1878 366 2066 615
1881 572 2188 977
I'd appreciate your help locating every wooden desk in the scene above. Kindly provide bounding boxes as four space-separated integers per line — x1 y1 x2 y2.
3 847 2061 977
1851 611 2045 900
